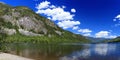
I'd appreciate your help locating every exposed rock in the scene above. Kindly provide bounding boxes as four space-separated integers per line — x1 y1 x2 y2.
18 17 47 34
18 29 42 36
55 31 62 35
2 15 16 25
12 12 20 17
3 28 16 35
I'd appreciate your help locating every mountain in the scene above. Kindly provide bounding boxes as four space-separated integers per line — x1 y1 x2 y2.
0 3 90 43
86 37 110 43
105 37 120 43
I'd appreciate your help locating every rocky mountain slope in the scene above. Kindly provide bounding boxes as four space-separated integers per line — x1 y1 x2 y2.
0 3 90 43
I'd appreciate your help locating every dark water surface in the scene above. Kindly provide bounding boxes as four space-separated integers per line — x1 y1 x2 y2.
1 43 120 60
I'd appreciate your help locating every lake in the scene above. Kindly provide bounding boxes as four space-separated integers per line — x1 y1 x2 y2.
1 43 120 60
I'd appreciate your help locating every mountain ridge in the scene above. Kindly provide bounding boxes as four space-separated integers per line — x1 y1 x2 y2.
0 3 90 43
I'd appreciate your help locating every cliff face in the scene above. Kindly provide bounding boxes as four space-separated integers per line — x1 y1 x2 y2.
0 3 89 43
0 3 60 36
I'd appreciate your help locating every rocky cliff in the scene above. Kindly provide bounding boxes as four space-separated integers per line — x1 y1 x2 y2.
0 3 90 43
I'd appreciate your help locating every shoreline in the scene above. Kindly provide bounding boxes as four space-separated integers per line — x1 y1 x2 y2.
0 53 33 60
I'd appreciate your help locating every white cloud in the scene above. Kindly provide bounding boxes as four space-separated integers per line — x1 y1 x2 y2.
36 1 80 29
57 20 80 29
36 1 50 9
36 6 74 21
72 26 79 30
71 8 76 13
95 31 117 38
78 29 92 33
78 29 92 36
113 14 120 21
95 31 110 38
83 33 91 36
109 35 117 38
113 14 120 27
115 15 120 19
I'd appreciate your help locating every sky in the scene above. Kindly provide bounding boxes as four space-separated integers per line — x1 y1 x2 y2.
0 0 120 38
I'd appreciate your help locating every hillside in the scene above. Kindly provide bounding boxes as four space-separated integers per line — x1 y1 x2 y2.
86 37 110 43
105 37 120 43
0 3 90 43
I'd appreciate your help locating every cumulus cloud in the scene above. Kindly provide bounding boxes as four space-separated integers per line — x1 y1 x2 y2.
78 29 92 33
114 14 120 21
57 20 80 29
72 26 79 30
95 31 110 38
115 15 120 19
36 1 50 9
36 7 74 21
71 8 76 13
83 33 91 36
36 1 80 29
113 14 120 27
78 29 92 36
95 31 117 38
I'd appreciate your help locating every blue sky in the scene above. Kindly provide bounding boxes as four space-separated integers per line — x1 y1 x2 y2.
1 0 120 38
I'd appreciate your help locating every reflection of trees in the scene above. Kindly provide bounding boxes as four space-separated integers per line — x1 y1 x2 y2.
0 33 7 52
4 43 83 60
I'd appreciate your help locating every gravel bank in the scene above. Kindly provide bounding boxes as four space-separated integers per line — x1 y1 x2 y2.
0 53 34 60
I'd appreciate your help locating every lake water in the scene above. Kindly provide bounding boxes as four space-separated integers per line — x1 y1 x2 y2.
1 43 120 60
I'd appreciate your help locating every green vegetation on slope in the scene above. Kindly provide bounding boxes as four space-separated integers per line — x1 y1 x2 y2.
4 32 90 44
105 37 120 43
0 3 90 44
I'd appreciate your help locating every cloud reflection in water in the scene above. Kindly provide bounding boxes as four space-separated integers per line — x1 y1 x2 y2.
60 44 116 60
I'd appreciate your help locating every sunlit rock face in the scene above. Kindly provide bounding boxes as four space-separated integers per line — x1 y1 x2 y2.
18 17 47 34
18 29 42 36
2 28 16 35
0 3 61 36
0 28 15 35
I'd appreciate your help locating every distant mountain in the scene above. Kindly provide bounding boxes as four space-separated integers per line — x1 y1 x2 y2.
105 37 120 43
0 3 90 43
86 37 111 43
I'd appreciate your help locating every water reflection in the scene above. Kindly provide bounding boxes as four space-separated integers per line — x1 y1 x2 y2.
94 44 116 56
60 43 117 60
94 44 108 55
1 43 83 60
60 48 91 60
0 43 120 60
